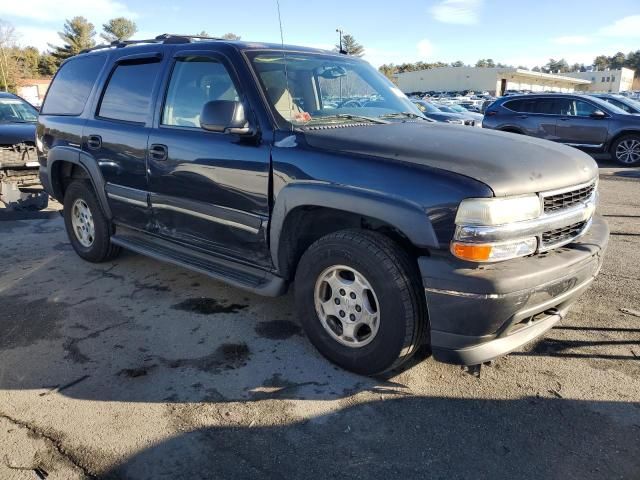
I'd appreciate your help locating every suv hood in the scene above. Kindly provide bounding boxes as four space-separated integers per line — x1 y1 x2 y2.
302 122 598 196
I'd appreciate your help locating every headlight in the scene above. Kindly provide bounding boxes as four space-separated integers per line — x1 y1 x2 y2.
455 195 541 226
451 237 537 262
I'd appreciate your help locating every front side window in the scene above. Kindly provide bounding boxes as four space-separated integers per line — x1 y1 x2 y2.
41 55 105 115
98 61 161 123
0 97 38 123
247 51 424 127
162 57 239 128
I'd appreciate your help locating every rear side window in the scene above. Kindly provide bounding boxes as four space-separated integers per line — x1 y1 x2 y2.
503 99 523 112
41 55 105 115
98 61 161 123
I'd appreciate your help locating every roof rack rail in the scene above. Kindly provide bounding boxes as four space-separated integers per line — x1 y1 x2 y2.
79 34 224 54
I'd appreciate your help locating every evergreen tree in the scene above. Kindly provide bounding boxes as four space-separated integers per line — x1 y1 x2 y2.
101 17 137 43
50 17 96 62
337 34 364 57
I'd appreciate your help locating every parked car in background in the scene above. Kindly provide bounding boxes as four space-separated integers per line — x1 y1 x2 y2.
591 94 640 115
0 92 48 209
483 93 640 165
37 35 608 374
436 103 484 123
411 100 476 125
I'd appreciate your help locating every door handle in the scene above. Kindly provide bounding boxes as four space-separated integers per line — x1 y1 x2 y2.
149 144 168 161
87 135 102 150
559 117 570 121
517 115 528 119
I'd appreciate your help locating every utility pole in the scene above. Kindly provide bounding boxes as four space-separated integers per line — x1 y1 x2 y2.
336 28 345 54
0 46 8 92
335 28 344 101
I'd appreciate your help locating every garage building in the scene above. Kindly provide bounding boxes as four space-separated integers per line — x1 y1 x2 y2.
395 66 591 95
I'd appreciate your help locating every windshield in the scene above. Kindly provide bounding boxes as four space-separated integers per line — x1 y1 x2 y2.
434 104 456 113
448 105 467 113
0 98 38 123
247 51 425 127
588 96 628 115
413 101 441 113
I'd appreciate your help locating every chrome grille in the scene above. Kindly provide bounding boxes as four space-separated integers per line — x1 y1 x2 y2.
542 221 587 248
543 182 596 213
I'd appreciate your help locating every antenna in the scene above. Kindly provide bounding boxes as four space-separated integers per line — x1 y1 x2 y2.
275 0 293 131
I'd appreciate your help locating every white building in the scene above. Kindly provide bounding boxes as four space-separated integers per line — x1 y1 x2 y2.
395 66 592 95
564 67 635 92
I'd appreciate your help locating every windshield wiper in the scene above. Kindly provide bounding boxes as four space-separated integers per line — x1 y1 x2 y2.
305 114 389 125
379 112 427 120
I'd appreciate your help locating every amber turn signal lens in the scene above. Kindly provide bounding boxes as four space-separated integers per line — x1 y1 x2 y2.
451 242 492 261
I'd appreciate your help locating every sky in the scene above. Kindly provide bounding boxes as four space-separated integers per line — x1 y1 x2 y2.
1 0 640 69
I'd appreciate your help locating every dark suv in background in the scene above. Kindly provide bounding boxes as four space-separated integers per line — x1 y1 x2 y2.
483 94 640 165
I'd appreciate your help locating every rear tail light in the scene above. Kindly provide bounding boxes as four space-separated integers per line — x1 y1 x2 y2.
485 110 498 117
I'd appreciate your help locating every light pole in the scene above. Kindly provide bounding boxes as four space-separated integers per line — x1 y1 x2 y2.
336 28 345 54
335 28 344 100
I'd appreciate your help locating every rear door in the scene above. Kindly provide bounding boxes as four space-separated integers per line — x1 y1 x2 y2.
146 49 272 267
502 98 557 139
83 53 164 230
554 98 610 148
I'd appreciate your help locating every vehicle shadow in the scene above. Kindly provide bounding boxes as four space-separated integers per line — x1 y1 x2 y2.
96 395 640 479
513 323 640 362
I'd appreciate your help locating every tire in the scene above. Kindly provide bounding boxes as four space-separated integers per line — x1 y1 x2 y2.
63 180 121 262
294 229 427 375
611 134 640 166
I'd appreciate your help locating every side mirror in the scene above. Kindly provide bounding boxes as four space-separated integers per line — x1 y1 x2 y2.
590 110 607 119
200 100 252 134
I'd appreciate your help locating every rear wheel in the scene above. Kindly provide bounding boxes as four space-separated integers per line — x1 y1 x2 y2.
63 180 120 262
294 230 427 375
611 134 640 165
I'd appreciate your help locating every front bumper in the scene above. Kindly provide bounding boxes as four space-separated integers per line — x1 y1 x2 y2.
420 214 609 365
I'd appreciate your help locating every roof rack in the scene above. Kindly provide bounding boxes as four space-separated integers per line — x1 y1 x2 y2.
79 34 224 54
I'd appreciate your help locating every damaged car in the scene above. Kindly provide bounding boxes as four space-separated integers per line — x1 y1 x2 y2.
0 92 48 210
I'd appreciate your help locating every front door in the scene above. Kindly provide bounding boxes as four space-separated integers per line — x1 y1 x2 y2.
147 52 272 267
554 98 610 148
84 56 164 230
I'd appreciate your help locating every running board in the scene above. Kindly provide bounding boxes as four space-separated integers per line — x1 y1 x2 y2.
111 228 287 297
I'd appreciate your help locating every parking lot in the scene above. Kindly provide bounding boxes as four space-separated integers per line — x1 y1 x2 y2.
0 164 639 479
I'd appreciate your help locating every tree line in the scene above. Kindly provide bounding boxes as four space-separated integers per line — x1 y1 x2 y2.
0 17 241 93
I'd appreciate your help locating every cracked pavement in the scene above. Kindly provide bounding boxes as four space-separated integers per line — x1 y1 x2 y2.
0 165 639 479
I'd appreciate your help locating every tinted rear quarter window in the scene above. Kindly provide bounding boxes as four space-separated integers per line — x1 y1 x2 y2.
98 61 161 123
41 55 105 115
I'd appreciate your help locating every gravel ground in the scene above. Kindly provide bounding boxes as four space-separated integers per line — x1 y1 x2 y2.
0 167 638 480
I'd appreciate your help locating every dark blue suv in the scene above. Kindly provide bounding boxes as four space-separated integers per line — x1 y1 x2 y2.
483 93 640 165
37 35 608 374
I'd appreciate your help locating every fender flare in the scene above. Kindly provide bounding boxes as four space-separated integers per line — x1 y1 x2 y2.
47 146 112 218
498 125 525 135
269 183 439 270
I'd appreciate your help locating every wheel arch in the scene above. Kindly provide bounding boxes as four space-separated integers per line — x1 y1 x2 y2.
608 129 640 151
498 126 525 134
47 146 112 218
270 183 439 279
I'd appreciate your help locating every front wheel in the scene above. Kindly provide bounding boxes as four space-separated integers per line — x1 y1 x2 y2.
611 134 640 166
294 230 427 375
